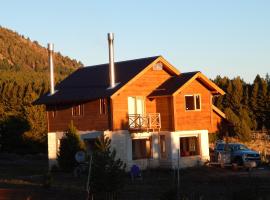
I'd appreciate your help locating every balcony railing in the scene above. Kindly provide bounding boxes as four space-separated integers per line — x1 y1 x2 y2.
128 113 161 132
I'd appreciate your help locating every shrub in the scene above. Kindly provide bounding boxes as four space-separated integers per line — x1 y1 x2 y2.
208 132 219 144
57 121 85 171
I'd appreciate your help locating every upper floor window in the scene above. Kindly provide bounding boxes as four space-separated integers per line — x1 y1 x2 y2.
72 104 84 116
52 106 57 118
185 94 201 111
128 96 145 115
99 98 107 115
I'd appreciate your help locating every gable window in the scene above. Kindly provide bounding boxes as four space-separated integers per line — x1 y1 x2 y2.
72 104 84 116
185 94 201 111
132 138 152 160
99 98 107 115
180 136 199 157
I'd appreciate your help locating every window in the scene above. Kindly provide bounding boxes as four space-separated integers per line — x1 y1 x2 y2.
99 98 107 115
132 138 152 160
159 135 166 159
128 96 145 115
52 106 57 118
180 137 199 157
52 110 57 118
72 104 83 116
185 94 201 111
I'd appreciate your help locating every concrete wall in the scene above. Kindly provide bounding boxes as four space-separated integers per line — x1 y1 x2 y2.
47 129 210 170
48 132 63 169
105 130 131 167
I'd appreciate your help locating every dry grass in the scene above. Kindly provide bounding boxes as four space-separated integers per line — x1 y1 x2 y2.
1 153 270 199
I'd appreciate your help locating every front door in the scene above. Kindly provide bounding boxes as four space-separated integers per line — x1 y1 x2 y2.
128 97 145 128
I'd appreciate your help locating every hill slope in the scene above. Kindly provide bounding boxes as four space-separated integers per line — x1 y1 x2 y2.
0 26 83 74
0 26 83 154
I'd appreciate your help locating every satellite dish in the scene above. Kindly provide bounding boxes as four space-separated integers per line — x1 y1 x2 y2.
75 151 86 163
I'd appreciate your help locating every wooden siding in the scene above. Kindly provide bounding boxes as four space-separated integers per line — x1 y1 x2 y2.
47 99 109 132
111 67 172 130
174 79 213 131
210 110 223 133
155 97 173 131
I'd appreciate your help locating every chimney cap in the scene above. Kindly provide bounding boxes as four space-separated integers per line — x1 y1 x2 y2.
48 43 54 51
107 33 114 40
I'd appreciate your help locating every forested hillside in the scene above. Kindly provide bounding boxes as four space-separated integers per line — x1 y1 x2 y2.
0 26 82 154
0 26 82 73
213 74 270 141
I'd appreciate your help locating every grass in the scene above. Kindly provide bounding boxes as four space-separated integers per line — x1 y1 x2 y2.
0 154 270 199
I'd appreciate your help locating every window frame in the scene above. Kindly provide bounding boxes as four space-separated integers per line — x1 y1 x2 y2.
128 96 146 115
180 136 200 157
184 94 201 111
99 98 107 115
72 104 84 117
52 105 57 118
132 137 152 160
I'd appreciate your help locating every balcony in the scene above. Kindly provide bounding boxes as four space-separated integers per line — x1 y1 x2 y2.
128 113 161 132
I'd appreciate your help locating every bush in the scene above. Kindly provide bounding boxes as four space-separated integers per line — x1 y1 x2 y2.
57 121 85 171
208 132 219 144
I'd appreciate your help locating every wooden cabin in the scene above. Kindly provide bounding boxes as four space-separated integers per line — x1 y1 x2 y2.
35 55 226 169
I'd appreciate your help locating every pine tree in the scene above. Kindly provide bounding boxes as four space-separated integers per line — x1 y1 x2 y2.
231 77 243 110
90 135 126 199
224 108 251 141
257 77 268 130
57 121 85 171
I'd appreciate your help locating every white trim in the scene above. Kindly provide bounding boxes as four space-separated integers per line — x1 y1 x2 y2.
184 94 201 111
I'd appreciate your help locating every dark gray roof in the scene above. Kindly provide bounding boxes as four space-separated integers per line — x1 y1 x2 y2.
148 71 200 97
34 56 159 105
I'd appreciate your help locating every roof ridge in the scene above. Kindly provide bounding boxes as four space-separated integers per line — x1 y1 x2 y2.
84 55 160 68
180 71 200 75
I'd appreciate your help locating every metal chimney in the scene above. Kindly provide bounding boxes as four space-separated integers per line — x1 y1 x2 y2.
48 43 55 95
108 33 115 88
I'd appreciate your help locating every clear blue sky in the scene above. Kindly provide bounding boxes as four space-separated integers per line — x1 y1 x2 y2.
1 0 269 82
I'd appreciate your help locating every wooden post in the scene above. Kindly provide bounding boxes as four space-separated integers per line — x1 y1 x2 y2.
177 149 180 199
86 154 93 200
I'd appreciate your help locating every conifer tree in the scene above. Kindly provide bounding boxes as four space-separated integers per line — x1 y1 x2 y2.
57 121 85 171
231 77 243 110
89 135 126 199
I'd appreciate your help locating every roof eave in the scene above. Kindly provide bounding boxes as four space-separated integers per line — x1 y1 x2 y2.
212 105 226 119
172 72 226 96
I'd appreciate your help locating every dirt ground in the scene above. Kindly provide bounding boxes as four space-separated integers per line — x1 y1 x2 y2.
0 154 270 200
